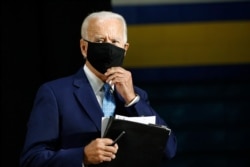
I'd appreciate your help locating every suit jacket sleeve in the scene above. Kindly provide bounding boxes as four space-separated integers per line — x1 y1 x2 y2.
122 86 177 159
20 84 83 167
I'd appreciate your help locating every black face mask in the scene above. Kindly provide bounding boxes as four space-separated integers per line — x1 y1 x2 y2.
86 40 125 74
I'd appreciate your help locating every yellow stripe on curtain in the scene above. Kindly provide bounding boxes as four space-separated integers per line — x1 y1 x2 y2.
124 21 250 68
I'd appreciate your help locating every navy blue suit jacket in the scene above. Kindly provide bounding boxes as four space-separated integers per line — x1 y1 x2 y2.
20 67 177 167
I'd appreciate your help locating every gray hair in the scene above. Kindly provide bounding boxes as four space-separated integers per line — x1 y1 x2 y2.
80 11 128 43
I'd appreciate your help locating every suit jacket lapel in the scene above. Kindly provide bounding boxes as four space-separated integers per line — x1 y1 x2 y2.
73 68 104 131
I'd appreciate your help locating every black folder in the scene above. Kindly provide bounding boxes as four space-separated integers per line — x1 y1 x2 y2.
96 117 171 167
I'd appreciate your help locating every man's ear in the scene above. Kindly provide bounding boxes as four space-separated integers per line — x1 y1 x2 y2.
80 39 87 58
124 43 129 56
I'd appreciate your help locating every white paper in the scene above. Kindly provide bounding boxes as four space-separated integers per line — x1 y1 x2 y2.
114 114 156 124
101 117 111 137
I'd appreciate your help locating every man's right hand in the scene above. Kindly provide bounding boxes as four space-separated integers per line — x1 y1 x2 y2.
83 138 118 165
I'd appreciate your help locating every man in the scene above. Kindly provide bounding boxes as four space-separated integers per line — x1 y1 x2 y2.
20 11 177 167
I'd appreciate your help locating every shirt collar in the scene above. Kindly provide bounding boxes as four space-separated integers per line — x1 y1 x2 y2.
83 65 103 94
83 65 115 93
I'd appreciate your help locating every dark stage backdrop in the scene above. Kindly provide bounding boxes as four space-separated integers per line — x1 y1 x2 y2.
2 1 111 166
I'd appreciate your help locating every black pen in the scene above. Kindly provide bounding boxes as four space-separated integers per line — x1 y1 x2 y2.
110 131 126 146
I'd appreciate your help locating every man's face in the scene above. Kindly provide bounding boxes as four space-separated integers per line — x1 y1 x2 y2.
79 18 129 62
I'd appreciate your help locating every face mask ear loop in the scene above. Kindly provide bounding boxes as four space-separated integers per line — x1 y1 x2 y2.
83 39 91 43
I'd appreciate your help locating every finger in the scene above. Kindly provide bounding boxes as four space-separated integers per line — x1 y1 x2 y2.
106 74 124 83
105 67 125 76
114 143 119 150
101 138 114 146
103 153 116 160
105 145 118 153
107 70 128 82
102 150 115 157
102 155 113 162
100 150 116 162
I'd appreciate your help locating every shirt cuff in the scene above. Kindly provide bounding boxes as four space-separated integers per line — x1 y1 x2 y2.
125 94 140 107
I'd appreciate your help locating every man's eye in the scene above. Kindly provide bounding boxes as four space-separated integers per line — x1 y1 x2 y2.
96 40 104 43
112 40 119 44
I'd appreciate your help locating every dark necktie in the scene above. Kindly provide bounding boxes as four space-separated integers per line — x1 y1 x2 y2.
102 83 116 117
